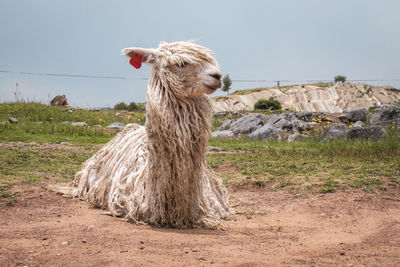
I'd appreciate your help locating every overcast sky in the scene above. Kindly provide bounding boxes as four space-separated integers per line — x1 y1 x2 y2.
1 0 399 108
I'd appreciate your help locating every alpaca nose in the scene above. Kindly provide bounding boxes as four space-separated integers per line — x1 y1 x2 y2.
210 73 222 81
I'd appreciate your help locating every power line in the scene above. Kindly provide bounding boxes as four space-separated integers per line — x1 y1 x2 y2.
0 70 125 80
232 79 400 83
1 69 400 84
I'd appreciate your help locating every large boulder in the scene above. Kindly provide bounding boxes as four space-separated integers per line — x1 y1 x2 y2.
347 109 367 122
346 126 387 141
216 119 234 131
50 95 68 106
370 105 400 125
323 123 348 141
230 113 265 135
265 113 293 131
249 125 279 140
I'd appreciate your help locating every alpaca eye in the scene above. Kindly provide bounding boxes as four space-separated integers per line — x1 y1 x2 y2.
177 61 189 68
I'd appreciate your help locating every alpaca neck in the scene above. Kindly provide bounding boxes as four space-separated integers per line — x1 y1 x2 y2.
145 81 211 177
144 76 212 223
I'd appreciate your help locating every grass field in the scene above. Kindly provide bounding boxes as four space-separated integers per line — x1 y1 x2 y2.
1 102 399 206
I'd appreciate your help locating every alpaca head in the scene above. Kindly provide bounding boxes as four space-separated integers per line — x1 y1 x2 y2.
122 41 222 98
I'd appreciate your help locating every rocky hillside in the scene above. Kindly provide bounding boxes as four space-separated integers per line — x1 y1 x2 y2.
213 83 400 113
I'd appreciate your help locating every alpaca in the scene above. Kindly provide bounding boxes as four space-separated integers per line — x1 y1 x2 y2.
74 41 231 228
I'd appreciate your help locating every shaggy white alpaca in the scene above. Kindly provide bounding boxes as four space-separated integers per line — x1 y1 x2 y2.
74 41 231 228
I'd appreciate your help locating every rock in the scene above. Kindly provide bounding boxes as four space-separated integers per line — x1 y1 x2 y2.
265 113 294 131
295 112 328 122
249 125 279 140
94 125 103 128
208 146 222 152
60 142 72 146
62 121 69 124
8 117 18 123
230 113 265 135
370 104 400 125
211 130 234 138
347 108 367 122
106 122 126 129
71 122 88 127
288 133 306 142
347 126 387 141
50 95 68 106
352 121 365 128
323 124 348 141
212 112 227 118
292 119 310 132
216 119 234 131
61 241 69 246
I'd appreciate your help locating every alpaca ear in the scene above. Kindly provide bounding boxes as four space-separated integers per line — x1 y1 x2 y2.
121 47 159 68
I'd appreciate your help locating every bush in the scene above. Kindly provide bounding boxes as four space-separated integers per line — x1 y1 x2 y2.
114 102 128 110
334 75 347 84
254 97 282 110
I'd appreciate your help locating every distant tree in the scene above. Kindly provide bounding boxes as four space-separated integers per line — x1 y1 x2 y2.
254 97 282 110
222 74 232 95
334 75 347 84
114 102 128 110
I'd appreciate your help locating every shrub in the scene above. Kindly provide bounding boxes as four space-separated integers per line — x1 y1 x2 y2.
254 97 282 110
334 75 347 84
114 102 128 110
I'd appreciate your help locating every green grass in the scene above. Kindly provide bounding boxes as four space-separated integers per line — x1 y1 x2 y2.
0 145 96 205
208 134 400 194
0 102 145 145
0 102 399 204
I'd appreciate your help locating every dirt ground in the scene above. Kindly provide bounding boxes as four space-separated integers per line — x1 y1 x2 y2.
1 185 400 267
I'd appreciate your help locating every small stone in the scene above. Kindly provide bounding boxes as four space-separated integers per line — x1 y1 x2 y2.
138 245 145 250
82 240 87 243
61 241 69 246
71 122 88 127
295 194 302 198
197 256 206 261
183 247 191 253
106 122 126 129
8 117 18 123
57 253 62 256
29 250 34 253
246 215 253 219
60 142 72 146
340 252 346 256
120 250 128 253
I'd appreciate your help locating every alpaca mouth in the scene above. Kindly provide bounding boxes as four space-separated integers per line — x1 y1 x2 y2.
205 84 218 92
204 81 221 92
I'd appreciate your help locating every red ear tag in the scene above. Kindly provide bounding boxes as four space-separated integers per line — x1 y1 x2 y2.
129 54 143 69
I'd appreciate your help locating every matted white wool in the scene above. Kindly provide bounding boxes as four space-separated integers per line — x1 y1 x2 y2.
74 41 231 228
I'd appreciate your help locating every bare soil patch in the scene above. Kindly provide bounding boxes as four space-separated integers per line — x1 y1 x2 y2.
1 185 399 266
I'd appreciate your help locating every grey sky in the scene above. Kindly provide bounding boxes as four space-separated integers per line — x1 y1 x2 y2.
1 0 399 107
